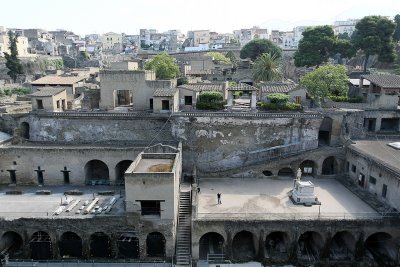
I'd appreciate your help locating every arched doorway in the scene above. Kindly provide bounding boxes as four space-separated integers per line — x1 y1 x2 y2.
262 170 273 177
300 160 316 176
329 231 355 260
278 167 294 178
115 160 133 185
265 231 289 261
232 231 256 261
199 232 224 260
117 233 139 259
322 156 338 175
59 232 82 258
90 232 111 258
20 122 30 139
146 232 165 257
298 231 324 260
84 160 109 185
319 117 332 145
365 232 396 265
1 231 23 258
30 231 52 260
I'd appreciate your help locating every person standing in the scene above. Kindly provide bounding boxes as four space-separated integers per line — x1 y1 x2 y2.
217 193 222 204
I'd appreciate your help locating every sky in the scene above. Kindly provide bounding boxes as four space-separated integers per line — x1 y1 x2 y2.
1 0 400 36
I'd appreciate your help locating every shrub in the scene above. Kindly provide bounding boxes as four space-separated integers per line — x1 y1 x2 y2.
197 91 225 110
267 93 290 105
328 95 363 103
258 102 302 110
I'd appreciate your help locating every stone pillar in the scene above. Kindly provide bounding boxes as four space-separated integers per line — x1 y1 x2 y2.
258 229 265 260
225 231 233 260
375 118 382 132
251 91 257 110
227 91 233 109
82 234 90 259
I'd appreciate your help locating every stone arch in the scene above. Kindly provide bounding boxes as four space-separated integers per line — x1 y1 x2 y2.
1 231 23 258
89 232 111 258
322 156 338 175
299 160 316 176
262 170 273 177
84 160 109 185
278 167 294 178
232 230 256 261
199 232 224 260
117 233 139 259
20 122 30 139
364 232 397 265
319 117 333 145
30 231 53 260
115 160 133 185
298 231 324 260
59 231 82 258
265 231 290 260
146 232 165 257
329 231 356 260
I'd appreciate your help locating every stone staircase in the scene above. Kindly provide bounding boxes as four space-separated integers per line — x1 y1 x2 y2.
175 184 192 266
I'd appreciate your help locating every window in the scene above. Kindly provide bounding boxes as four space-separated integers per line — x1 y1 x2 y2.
140 201 161 216
369 176 377 185
162 100 170 110
184 96 193 106
56 100 60 109
382 184 387 198
149 98 153 109
295 96 301 104
346 162 350 172
37 99 44 109
351 164 356 173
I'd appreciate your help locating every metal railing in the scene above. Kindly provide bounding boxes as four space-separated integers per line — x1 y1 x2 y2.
195 211 400 221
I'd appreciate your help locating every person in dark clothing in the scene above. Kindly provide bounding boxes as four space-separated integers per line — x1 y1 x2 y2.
217 193 221 204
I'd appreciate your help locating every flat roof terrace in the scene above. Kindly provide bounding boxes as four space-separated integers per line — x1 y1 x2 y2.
134 158 174 172
0 185 125 220
196 177 378 220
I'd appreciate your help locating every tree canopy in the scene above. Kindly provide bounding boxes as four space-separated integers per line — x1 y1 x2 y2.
394 14 400 42
252 52 282 83
4 31 23 82
240 39 282 61
294 26 336 67
352 16 396 71
144 52 180 79
205 52 231 64
300 64 348 98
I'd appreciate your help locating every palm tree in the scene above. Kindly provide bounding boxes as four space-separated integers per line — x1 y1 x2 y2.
252 52 282 83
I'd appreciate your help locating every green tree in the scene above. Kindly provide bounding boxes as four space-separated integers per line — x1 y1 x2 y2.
337 32 351 40
300 64 348 98
294 26 336 67
225 51 236 64
4 31 23 82
205 52 231 64
252 52 282 83
335 39 356 60
144 52 180 79
352 16 396 72
240 39 282 61
394 14 400 42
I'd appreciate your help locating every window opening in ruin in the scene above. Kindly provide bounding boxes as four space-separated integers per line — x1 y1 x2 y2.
199 232 224 260
364 118 376 132
117 234 139 259
59 232 82 258
358 173 365 187
7 169 16 184
35 166 45 185
351 164 356 173
30 231 52 260
184 96 193 105
20 122 30 139
369 176 377 185
380 118 399 132
36 99 44 109
61 167 71 184
150 98 153 109
56 100 60 109
140 201 161 216
162 100 170 110
1 231 23 258
382 184 387 198
90 232 111 258
146 232 165 257
318 117 333 146
116 90 132 106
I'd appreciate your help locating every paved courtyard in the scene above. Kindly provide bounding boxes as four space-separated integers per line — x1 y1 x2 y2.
196 177 377 220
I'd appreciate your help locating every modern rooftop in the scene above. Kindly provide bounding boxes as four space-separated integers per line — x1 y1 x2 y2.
196 177 377 220
31 76 84 85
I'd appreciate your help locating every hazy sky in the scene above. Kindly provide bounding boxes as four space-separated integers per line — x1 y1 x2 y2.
1 0 399 35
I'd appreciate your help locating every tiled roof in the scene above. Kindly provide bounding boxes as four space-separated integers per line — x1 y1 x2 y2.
153 88 177 97
178 83 224 92
261 82 298 93
228 83 258 91
31 76 84 85
29 87 66 97
186 70 211 75
361 74 400 88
